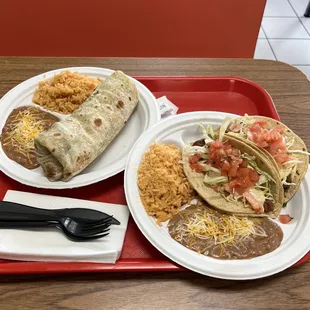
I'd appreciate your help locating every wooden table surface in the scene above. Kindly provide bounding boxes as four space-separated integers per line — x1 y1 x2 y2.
0 57 310 310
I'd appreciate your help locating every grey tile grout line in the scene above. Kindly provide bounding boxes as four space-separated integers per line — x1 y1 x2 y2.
287 0 310 37
258 38 310 40
263 16 301 18
261 26 278 60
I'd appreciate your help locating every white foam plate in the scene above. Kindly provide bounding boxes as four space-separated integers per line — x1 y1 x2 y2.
0 67 161 189
124 111 310 280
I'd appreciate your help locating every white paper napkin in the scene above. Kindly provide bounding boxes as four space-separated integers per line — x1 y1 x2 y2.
0 190 129 263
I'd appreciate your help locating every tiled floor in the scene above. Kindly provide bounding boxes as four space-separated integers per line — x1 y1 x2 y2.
254 0 310 78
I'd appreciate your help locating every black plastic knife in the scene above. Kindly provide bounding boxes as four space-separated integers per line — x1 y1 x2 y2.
0 201 120 225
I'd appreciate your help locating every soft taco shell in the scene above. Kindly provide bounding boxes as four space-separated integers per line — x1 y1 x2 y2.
226 116 309 202
182 134 284 218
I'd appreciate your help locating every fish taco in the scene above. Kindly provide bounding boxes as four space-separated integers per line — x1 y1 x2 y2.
182 127 284 218
223 115 309 202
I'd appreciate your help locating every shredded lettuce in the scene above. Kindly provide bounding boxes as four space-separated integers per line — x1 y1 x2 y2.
285 137 295 149
254 185 275 202
199 153 209 159
240 153 256 161
280 164 297 184
257 174 267 185
203 165 220 174
199 123 208 137
282 159 304 166
218 117 231 142
223 192 244 203
241 153 276 184
287 149 310 156
203 175 228 185
283 181 296 186
206 125 215 139
183 145 206 155
229 115 253 136
199 124 213 144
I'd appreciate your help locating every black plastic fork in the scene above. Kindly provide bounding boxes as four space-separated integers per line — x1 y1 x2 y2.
0 214 113 241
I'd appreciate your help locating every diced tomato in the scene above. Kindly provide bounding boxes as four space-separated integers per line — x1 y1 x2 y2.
224 183 231 193
274 153 290 164
229 179 242 192
248 120 285 146
243 179 254 190
256 131 270 148
221 170 228 177
230 177 251 190
210 140 223 151
230 122 241 133
231 156 243 165
279 214 293 224
249 123 261 133
274 125 285 134
189 153 201 164
243 192 264 213
237 168 250 178
269 129 282 142
227 167 257 194
221 160 230 172
223 143 233 155
240 159 248 168
269 140 279 156
235 186 246 195
209 141 226 168
228 161 239 177
231 148 240 157
254 120 268 127
263 130 270 141
248 169 260 182
206 138 263 196
247 121 289 164
209 152 222 168
278 141 287 152
189 162 204 173
229 178 241 188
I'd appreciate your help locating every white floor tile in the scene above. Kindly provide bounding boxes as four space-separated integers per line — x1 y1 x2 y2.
254 39 276 60
269 39 310 64
301 17 310 34
295 65 310 77
264 0 296 17
289 0 310 17
258 28 266 38
262 17 309 38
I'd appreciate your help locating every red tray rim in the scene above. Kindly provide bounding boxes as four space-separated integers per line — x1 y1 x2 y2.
0 75 308 275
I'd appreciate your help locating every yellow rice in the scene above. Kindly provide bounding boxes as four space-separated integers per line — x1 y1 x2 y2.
137 143 194 223
32 71 100 114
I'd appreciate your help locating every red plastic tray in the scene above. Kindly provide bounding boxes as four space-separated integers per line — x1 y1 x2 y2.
0 76 308 275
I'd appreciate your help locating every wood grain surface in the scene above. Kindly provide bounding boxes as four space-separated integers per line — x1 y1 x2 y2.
0 57 310 310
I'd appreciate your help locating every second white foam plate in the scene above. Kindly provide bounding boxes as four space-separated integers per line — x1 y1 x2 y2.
124 111 310 280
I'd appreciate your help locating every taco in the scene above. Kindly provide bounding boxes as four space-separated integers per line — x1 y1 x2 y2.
182 128 284 218
222 115 309 202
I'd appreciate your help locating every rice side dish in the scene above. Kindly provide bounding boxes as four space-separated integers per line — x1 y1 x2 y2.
32 71 100 114
138 143 194 223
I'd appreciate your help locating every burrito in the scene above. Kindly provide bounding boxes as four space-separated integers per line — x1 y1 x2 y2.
35 71 139 181
182 129 283 218
223 115 309 202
